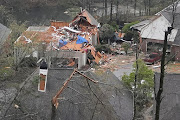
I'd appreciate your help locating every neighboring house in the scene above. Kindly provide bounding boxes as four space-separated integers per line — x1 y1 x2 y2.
154 73 180 120
0 23 11 52
131 1 180 61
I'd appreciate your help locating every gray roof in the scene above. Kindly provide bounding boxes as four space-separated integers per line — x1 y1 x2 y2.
26 26 49 32
0 23 11 48
160 2 180 29
154 73 180 120
2 68 133 120
160 2 180 46
92 70 133 120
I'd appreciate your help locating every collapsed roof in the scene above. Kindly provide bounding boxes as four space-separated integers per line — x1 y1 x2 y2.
71 9 99 27
15 9 104 65
15 9 99 50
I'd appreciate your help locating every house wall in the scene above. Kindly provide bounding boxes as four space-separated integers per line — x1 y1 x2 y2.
141 38 173 53
141 15 177 42
171 45 180 61
50 21 69 28
46 50 87 69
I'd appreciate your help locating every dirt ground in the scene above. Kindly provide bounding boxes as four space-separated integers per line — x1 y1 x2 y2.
151 62 180 73
95 53 180 75
95 54 136 72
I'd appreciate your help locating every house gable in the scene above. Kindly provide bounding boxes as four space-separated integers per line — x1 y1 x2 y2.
140 15 174 41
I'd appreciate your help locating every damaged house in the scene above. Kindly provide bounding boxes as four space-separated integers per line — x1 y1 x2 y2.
131 1 180 61
14 9 104 69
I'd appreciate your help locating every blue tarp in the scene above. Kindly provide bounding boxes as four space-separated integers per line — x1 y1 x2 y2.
76 36 88 44
59 40 68 47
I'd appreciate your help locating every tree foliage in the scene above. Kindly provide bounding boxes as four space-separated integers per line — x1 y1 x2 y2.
99 24 114 43
122 59 154 117
122 21 139 33
0 5 14 26
122 59 154 91
109 21 119 32
121 42 131 55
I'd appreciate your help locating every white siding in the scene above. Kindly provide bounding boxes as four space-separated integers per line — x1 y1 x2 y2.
141 15 177 42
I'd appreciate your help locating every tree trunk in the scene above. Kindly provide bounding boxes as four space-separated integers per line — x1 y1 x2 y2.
155 30 168 120
105 0 107 16
148 0 151 15
110 0 113 21
144 0 147 15
133 37 139 120
126 2 129 22
88 0 91 11
51 102 56 120
116 1 119 24
134 0 137 16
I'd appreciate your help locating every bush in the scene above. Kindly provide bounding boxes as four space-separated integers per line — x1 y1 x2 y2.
122 21 139 33
0 68 15 81
121 42 131 55
109 21 119 32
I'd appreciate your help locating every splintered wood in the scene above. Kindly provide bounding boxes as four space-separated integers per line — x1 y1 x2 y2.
52 69 98 109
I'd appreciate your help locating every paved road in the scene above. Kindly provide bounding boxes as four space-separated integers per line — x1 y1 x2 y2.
113 63 133 80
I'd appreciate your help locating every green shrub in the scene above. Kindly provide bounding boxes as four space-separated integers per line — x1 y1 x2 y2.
122 21 139 33
121 42 131 55
0 68 15 81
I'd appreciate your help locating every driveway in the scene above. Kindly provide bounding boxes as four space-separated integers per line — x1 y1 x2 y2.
113 62 133 80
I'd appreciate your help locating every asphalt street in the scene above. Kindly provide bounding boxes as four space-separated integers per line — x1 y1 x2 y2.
113 63 133 80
